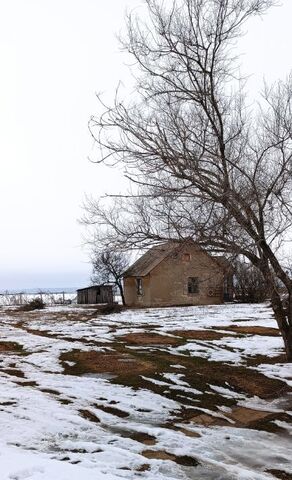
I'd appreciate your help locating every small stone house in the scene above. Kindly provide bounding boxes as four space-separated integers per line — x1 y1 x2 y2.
123 241 233 308
77 285 113 305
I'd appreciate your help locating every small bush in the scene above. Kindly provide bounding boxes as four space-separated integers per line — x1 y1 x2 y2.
97 304 123 315
19 298 45 311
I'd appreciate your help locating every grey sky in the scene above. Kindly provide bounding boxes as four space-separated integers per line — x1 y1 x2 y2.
0 0 291 290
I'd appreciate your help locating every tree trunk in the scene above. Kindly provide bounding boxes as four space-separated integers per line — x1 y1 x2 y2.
276 318 292 362
284 327 292 361
117 282 126 306
270 292 292 361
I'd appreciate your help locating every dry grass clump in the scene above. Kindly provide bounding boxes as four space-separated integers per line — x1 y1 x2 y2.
18 298 45 311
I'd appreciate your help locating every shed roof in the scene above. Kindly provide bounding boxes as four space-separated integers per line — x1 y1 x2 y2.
76 285 112 292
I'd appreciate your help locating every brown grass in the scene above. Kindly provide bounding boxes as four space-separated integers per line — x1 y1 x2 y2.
61 350 156 377
1 368 25 378
93 403 130 418
183 357 289 398
142 450 199 466
119 332 182 345
181 407 291 433
172 330 226 340
214 326 280 336
0 342 24 353
79 409 101 423
40 388 61 395
15 381 38 387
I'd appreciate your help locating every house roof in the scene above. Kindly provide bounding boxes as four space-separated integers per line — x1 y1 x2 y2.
123 242 179 277
123 240 229 277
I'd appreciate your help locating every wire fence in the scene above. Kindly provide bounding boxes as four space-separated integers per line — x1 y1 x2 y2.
0 291 77 306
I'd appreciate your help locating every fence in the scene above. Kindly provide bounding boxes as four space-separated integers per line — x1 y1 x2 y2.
0 291 77 306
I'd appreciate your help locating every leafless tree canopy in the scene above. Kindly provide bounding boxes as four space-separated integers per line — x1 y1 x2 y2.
84 0 292 359
91 249 129 305
234 258 267 303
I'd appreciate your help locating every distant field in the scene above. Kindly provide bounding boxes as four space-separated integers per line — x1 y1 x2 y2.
0 303 291 480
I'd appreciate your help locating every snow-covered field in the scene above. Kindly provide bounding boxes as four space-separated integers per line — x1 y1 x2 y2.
0 303 291 480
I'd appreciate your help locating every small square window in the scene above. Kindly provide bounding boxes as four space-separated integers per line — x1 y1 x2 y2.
188 277 199 294
136 278 143 295
183 253 191 262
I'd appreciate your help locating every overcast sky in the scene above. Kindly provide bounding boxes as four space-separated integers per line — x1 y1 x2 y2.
0 0 291 291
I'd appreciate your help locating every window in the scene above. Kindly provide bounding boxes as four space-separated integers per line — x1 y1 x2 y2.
188 277 199 294
183 253 191 262
136 278 143 295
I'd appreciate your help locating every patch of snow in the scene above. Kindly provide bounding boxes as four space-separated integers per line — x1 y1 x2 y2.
169 364 186 369
163 373 189 386
0 444 121 480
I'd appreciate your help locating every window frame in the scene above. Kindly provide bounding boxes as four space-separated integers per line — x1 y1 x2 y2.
187 276 199 295
136 277 143 296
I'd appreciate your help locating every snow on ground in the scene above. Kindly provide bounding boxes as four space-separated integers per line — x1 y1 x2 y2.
255 363 292 389
175 334 283 364
0 303 291 479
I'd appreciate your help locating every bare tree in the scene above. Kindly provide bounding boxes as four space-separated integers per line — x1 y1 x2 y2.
234 258 267 303
91 249 129 305
84 0 292 360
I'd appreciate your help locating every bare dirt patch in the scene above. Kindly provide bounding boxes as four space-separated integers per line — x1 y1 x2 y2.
94 304 124 315
108 425 157 445
15 380 38 387
0 341 24 353
1 368 25 378
178 427 201 438
181 405 292 433
228 406 273 425
145 350 290 400
172 330 226 340
0 401 17 407
130 432 156 446
193 361 288 399
79 409 101 423
246 353 287 367
142 450 199 466
266 470 292 480
120 332 182 345
61 350 156 377
40 388 61 395
58 398 73 405
93 403 130 418
216 326 280 336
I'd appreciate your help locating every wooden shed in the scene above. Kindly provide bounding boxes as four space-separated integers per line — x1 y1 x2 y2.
76 285 113 305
